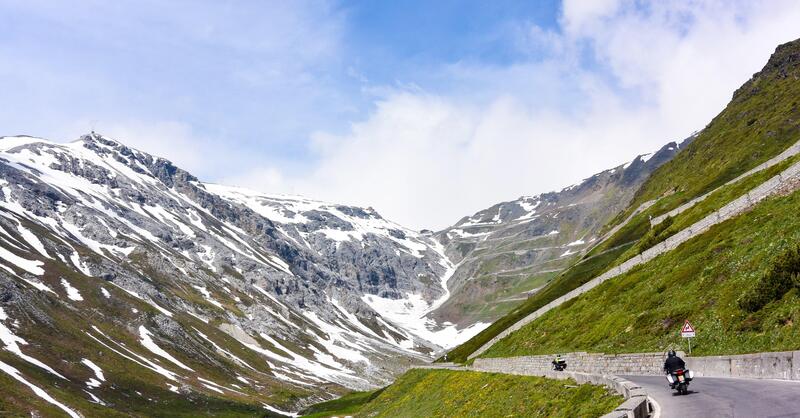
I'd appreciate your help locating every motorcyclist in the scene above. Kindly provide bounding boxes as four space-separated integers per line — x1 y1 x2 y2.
663 350 685 374
664 349 686 388
552 354 567 371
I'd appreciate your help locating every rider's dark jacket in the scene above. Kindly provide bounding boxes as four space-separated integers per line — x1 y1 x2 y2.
663 356 686 373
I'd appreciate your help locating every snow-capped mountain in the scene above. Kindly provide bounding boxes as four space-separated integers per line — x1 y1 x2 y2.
431 138 690 326
0 133 484 415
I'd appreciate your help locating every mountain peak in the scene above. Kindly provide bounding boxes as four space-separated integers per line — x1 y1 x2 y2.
733 36 800 100
767 37 800 76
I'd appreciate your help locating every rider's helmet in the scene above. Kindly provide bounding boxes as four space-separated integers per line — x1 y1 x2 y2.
667 350 676 358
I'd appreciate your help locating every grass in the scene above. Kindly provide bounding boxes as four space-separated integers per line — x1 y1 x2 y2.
300 389 384 418
302 369 621 418
481 189 800 358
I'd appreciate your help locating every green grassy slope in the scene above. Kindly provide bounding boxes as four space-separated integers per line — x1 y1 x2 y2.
300 389 384 418
482 188 800 358
444 37 800 362
301 369 621 418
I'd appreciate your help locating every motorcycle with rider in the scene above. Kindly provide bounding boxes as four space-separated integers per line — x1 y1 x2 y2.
664 350 693 395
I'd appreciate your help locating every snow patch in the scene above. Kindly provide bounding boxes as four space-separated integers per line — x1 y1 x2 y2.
80 359 105 385
86 326 179 382
138 326 194 371
192 285 224 309
60 278 83 301
262 403 299 417
361 293 488 350
16 224 50 258
0 245 44 275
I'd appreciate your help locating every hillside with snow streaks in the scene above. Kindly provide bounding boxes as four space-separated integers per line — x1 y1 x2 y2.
0 133 481 415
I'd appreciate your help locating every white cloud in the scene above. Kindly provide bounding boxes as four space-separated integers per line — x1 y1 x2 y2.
0 0 348 178
253 0 800 230
279 90 656 230
560 0 621 31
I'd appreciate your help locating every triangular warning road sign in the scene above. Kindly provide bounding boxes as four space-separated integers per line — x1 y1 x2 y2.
673 320 694 334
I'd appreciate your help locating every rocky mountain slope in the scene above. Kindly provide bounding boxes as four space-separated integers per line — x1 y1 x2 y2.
431 139 685 326
0 133 484 416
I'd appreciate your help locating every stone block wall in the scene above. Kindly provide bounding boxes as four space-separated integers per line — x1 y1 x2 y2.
688 351 800 380
651 138 800 226
474 350 800 382
473 352 667 376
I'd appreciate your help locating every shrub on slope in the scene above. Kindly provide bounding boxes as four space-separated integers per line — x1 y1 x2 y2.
739 245 800 312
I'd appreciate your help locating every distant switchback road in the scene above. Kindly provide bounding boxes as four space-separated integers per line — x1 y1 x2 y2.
624 375 800 418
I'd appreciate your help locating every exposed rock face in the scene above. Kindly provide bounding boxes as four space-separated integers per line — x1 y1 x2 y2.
0 133 474 413
432 139 689 325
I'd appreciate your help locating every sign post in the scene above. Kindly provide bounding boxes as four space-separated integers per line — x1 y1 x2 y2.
681 320 696 355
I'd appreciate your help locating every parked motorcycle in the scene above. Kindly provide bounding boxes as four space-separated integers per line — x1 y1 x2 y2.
666 368 693 395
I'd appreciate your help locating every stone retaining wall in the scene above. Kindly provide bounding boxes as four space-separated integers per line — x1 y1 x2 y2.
474 350 800 381
469 157 800 359
688 350 800 380
651 138 800 226
473 352 667 376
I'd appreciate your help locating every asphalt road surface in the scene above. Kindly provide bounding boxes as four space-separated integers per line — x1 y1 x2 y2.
623 375 800 418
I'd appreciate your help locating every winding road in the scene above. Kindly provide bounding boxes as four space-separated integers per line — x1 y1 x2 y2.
624 375 800 418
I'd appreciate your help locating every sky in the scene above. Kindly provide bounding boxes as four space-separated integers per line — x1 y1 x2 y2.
2 0 800 230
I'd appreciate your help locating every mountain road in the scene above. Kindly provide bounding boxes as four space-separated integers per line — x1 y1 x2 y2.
623 375 800 418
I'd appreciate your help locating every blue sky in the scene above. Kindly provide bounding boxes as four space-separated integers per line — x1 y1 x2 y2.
0 1 560 159
2 1 800 228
